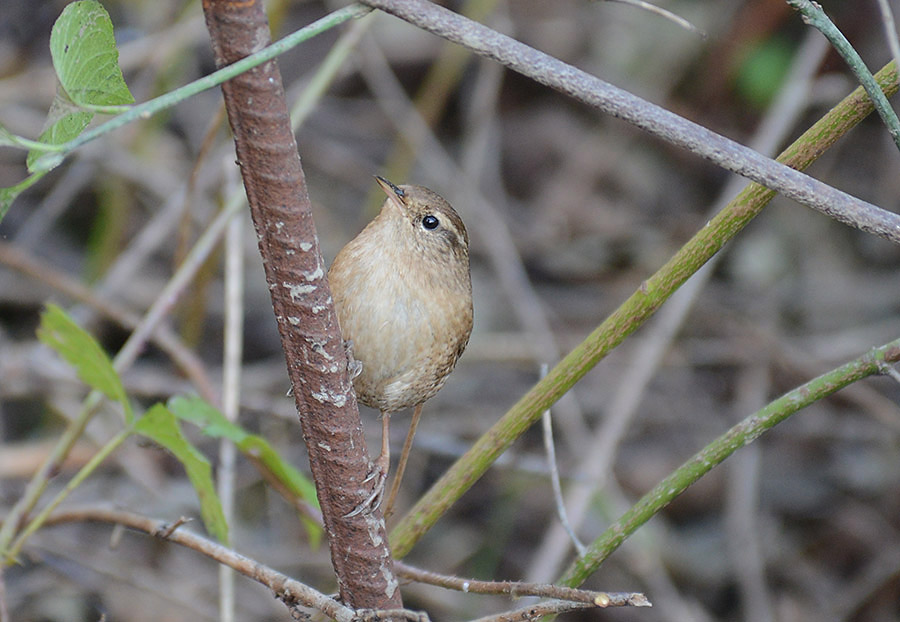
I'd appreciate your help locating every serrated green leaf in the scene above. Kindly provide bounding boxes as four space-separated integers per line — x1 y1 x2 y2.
168 395 322 546
50 0 134 108
136 404 229 543
36 303 133 423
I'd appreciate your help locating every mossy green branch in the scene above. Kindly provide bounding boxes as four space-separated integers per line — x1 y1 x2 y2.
559 337 900 586
388 60 899 559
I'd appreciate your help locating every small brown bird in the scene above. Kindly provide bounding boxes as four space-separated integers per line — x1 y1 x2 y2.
328 177 473 514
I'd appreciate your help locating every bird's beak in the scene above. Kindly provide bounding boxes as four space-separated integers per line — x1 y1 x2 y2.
374 176 407 211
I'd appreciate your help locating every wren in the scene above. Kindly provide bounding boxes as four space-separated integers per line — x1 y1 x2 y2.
328 177 473 514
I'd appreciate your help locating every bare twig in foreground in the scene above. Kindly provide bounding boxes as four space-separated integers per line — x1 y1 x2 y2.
43 506 355 621
394 561 649 607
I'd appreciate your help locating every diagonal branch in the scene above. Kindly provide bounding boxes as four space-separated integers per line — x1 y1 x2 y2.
200 0 401 610
359 0 900 244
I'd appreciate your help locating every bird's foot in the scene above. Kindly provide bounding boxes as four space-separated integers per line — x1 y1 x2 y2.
343 339 363 380
344 454 390 518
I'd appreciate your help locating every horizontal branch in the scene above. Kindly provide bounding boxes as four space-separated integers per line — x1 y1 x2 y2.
359 0 900 244
43 507 355 621
394 561 649 607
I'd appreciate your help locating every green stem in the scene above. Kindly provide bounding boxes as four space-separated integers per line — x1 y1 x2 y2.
0 393 101 556
0 172 47 221
787 0 900 150
28 4 371 171
388 60 900 559
559 338 900 586
4 428 132 564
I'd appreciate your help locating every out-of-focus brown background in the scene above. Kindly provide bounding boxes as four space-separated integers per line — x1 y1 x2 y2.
2 1 899 620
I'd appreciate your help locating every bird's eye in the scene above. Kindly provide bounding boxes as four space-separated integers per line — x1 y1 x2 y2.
422 214 439 230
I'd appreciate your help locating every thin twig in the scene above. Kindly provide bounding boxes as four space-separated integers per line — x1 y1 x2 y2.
217 169 245 622
602 0 705 36
725 302 777 622
394 561 648 606
468 596 651 622
42 507 357 622
539 364 585 557
787 0 900 151
359 0 900 244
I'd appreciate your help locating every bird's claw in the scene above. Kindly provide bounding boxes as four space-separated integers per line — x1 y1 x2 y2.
344 458 388 518
343 339 363 380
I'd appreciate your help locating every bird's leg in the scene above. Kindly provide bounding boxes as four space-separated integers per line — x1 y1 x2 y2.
345 410 391 518
384 403 424 518
375 410 392 485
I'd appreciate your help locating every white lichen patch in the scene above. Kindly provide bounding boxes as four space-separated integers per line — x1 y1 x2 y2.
310 387 347 407
302 265 324 281
284 281 315 301
306 338 334 361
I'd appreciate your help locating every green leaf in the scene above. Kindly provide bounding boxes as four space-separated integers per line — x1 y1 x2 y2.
24 1 135 172
26 93 92 172
136 404 229 543
36 303 133 424
168 395 322 546
50 0 134 108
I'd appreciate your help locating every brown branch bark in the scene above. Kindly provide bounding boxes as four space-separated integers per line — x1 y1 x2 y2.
200 0 401 610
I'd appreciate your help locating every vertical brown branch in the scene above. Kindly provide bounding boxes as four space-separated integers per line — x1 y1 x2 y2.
200 0 401 610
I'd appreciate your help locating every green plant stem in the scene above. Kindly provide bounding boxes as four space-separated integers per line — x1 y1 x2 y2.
4 429 132 563
787 0 900 150
388 60 900 559
559 338 900 586
0 393 100 555
0 172 46 221
27 3 370 169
